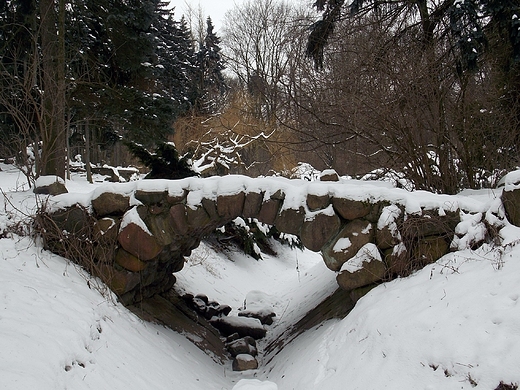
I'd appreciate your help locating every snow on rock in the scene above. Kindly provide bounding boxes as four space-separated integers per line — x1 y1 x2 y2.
452 211 487 250
239 291 277 325
497 169 520 189
210 316 267 339
120 205 151 234
336 243 386 292
35 175 65 186
232 379 278 390
340 243 382 274
34 175 68 195
232 353 259 371
47 174 495 221
333 237 352 253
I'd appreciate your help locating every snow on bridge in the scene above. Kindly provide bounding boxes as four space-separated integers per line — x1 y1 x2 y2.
41 174 501 305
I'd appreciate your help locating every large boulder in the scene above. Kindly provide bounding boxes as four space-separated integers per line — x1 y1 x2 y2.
118 208 163 261
217 192 245 221
210 316 266 339
336 243 386 291
232 354 258 371
274 207 305 236
332 198 371 220
502 187 520 227
300 209 341 252
322 219 375 271
92 192 130 217
33 176 68 195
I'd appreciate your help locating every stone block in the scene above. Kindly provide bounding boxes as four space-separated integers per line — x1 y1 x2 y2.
94 217 119 244
202 198 220 221
306 193 330 211
186 205 211 233
274 207 305 236
33 180 68 195
169 204 188 236
92 192 130 217
134 190 168 205
227 338 258 357
300 211 341 252
118 222 163 261
144 212 176 246
414 236 449 265
232 354 258 371
50 206 90 235
336 256 386 291
320 169 339 181
115 248 149 272
243 192 263 218
257 199 282 225
97 264 140 296
217 192 245 220
322 219 374 271
332 198 372 220
166 190 187 205
376 225 400 250
502 188 520 227
402 210 459 239
210 316 266 339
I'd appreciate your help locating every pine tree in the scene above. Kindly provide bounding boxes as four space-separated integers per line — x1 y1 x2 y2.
194 17 227 114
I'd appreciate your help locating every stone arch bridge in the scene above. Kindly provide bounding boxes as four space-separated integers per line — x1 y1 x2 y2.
41 174 508 305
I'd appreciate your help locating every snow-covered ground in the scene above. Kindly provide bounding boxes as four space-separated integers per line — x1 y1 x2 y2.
1 164 519 390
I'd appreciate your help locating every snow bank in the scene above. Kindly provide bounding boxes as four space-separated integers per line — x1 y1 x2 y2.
263 243 520 389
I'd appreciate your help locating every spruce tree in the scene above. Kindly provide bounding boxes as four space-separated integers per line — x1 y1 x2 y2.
194 17 227 114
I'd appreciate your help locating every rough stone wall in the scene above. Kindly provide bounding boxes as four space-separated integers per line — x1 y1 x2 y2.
40 175 509 305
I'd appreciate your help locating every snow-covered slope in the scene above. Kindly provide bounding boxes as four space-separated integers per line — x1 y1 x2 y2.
1 164 519 390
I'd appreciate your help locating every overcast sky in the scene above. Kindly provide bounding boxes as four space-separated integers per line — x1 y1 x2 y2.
169 0 242 32
170 0 311 33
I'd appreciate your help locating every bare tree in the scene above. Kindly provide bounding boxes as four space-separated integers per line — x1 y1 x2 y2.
222 0 308 123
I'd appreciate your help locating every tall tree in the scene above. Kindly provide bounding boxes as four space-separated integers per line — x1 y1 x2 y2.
39 0 66 178
193 17 227 114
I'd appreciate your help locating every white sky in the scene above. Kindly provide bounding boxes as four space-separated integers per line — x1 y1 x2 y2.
169 0 244 32
170 0 310 33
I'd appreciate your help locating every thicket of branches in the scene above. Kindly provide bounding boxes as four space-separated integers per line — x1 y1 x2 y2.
220 0 520 193
2 0 519 194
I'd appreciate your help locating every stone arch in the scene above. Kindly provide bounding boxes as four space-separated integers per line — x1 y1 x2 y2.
42 177 469 305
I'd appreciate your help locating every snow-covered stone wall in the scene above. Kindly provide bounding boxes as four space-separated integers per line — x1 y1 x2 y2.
40 174 510 305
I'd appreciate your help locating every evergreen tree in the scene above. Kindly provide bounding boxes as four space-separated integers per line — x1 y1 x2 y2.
194 17 227 114
1 0 201 174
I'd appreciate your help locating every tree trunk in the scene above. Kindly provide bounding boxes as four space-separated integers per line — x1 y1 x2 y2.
39 0 66 179
85 121 93 184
